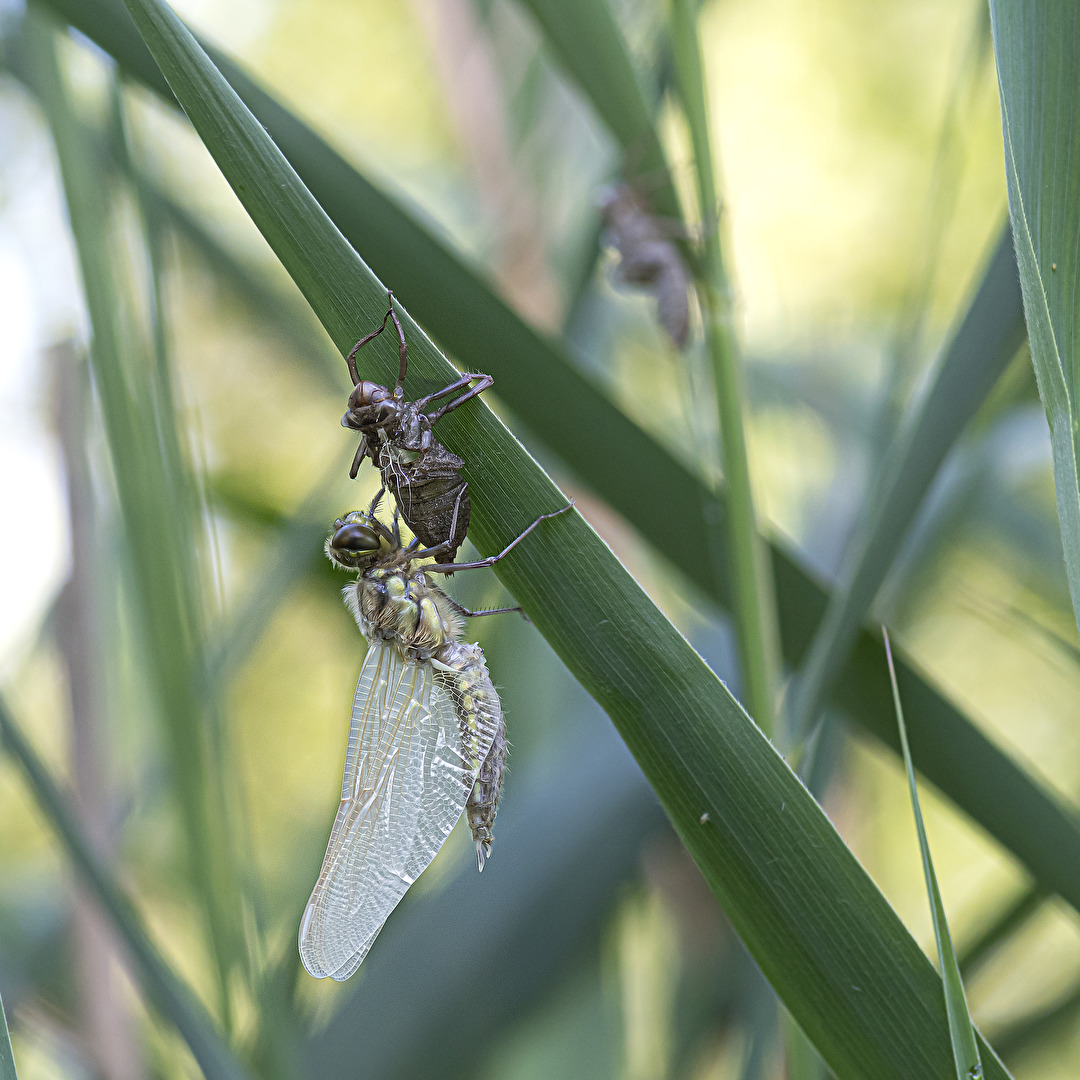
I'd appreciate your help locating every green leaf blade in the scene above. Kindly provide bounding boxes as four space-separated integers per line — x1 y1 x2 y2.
22 6 245 1018
517 0 679 219
990 0 1080 641
884 630 986 1080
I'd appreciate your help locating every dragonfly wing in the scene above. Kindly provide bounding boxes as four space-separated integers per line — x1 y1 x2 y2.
298 641 497 981
401 673 498 882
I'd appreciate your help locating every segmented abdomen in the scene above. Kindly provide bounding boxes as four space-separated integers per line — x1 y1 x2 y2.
434 641 506 870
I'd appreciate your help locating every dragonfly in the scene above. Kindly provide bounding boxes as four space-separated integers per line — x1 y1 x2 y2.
340 291 493 563
299 495 572 981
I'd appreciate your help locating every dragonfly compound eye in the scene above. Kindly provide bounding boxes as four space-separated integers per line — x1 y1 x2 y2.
326 521 382 568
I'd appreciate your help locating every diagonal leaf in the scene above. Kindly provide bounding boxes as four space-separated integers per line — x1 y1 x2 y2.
989 0 1080 641
885 629 985 1080
991 978 1080 1066
30 0 690 576
32 0 1080 936
114 1 1015 1074
790 225 1026 738
0 696 250 1080
818 609 1080 923
958 885 1044 978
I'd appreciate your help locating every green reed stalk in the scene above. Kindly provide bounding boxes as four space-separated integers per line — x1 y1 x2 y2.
669 0 782 737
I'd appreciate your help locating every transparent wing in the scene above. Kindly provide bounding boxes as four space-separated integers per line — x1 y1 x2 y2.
299 641 497 981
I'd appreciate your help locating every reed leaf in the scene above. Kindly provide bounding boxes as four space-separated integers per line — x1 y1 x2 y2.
990 0 1080 640
23 7 244 1020
790 227 1025 740
885 629 985 1080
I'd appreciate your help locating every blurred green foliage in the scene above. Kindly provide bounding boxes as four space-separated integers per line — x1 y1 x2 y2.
0 1 1078 1078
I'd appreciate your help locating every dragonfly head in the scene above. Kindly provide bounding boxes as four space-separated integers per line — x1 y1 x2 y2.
326 512 386 570
342 381 402 434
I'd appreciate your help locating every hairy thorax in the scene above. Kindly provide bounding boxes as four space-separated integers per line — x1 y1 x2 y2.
343 566 462 661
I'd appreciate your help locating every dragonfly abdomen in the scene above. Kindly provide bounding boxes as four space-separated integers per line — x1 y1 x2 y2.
467 718 507 871
434 641 506 870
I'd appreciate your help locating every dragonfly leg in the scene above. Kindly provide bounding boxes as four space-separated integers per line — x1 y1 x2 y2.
345 295 394 385
391 502 402 548
385 294 409 390
349 434 369 479
415 374 494 422
423 500 574 574
441 594 527 621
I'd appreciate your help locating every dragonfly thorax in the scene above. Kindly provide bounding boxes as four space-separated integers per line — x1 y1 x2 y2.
345 567 462 661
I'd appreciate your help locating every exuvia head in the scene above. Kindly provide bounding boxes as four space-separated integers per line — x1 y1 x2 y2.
341 381 403 434
325 512 388 570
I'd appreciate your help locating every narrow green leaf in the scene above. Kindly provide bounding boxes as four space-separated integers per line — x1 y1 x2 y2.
790 226 1026 740
884 628 985 1080
992 978 1080 1065
115 1 1014 1074
34 0 1080 930
0 990 16 1080
990 0 1080 641
0 697 250 1080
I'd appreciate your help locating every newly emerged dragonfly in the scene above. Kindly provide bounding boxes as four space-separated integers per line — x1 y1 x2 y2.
341 292 492 562
299 496 572 981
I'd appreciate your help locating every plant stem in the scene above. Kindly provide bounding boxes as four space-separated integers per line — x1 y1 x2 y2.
669 0 782 737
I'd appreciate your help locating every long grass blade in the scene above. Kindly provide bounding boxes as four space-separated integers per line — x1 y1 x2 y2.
823 617 1080 920
30 0 1080 930
884 628 985 1080
989 0 1080 641
0 696 250 1080
113 1 1016 1073
790 226 1025 742
0 991 16 1080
